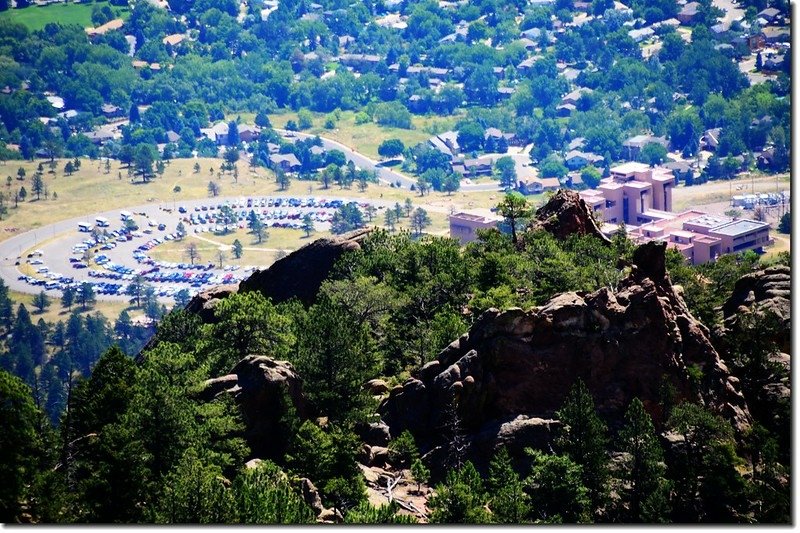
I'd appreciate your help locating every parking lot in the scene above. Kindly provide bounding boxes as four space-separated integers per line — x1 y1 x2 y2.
5 195 394 303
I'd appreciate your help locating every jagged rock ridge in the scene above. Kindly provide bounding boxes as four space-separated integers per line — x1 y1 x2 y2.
380 242 752 458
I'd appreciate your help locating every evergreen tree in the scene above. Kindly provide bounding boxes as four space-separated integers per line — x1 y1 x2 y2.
618 398 670 522
232 239 243 259
0 371 43 523
487 448 530 523
555 379 609 515
61 286 75 310
525 450 592 523
428 461 490 524
32 290 50 313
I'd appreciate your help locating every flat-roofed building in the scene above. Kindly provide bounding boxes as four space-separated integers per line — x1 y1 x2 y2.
449 210 503 244
625 210 771 265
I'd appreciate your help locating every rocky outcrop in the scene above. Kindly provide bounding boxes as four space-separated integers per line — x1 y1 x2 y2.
529 189 611 243
183 228 371 322
714 264 791 447
184 285 239 323
203 355 309 459
719 264 790 353
238 228 372 306
380 242 751 459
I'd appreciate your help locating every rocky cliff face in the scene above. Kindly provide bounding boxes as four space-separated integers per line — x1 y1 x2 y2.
714 264 790 445
718 264 790 353
184 228 371 322
202 355 309 459
380 242 751 459
529 189 611 243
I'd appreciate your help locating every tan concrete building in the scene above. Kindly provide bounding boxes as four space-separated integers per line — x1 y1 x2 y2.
580 162 674 225
449 210 503 244
625 210 772 265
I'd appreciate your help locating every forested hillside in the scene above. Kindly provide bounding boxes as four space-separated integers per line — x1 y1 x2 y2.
1 191 790 524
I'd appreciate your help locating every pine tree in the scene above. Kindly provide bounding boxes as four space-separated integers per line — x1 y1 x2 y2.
618 398 670 522
555 379 609 514
32 290 50 313
487 448 530 523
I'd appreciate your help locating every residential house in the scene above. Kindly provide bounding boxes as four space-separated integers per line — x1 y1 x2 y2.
269 153 302 172
338 54 382 72
677 2 700 24
757 7 783 25
762 53 785 71
662 161 693 183
101 103 123 119
564 150 604 170
517 177 560 195
628 27 655 42
85 129 115 145
568 137 586 151
454 157 494 177
700 128 721 151
162 34 186 47
238 125 261 143
561 87 593 106
556 103 576 117
497 87 515 100
622 134 669 160
165 130 181 143
85 18 124 38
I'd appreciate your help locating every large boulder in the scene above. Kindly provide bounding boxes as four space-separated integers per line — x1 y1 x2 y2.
238 228 372 306
714 264 791 447
183 228 371 322
184 285 239 323
379 242 751 457
203 355 309 459
529 189 611 243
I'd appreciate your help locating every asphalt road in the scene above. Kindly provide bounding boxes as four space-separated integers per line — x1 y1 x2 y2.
275 129 502 193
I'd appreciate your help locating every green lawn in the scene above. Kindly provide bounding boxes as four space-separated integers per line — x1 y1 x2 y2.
0 2 129 31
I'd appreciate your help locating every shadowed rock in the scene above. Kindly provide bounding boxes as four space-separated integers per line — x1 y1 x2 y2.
530 189 611 243
379 241 751 462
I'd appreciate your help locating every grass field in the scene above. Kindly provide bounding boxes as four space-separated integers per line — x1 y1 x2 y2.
11 288 135 324
0 157 490 244
148 208 452 268
263 110 462 160
0 1 129 31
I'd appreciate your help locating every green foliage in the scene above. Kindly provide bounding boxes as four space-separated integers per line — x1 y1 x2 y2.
344 502 418 524
496 192 532 245
777 212 789 234
525 450 592 523
487 448 530 523
667 403 748 522
617 398 670 522
410 458 430 493
0 370 42 522
555 379 609 514
203 291 295 376
428 461 491 524
388 429 418 468
285 421 366 513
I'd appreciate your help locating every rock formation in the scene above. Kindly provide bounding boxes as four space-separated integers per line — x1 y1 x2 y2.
379 242 751 462
529 189 611 243
202 355 309 459
183 228 371 322
238 228 371 305
719 264 790 353
714 264 790 445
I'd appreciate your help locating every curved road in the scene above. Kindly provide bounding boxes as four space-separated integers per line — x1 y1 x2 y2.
0 135 499 300
275 129 502 193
